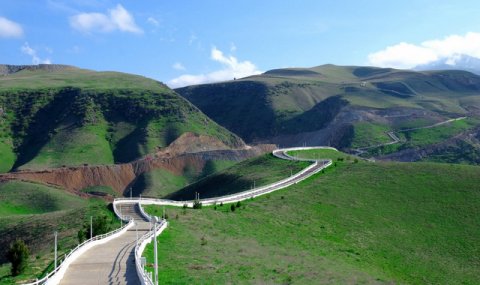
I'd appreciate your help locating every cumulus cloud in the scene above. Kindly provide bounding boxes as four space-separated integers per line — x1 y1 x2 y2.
0 17 23 38
172 62 186 71
21 42 51 64
70 4 143 34
168 47 262 88
368 32 480 69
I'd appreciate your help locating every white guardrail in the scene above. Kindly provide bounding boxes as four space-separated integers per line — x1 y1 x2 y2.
134 219 167 285
23 220 134 285
118 146 338 285
28 146 335 285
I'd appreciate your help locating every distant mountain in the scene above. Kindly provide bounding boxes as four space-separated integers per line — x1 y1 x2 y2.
414 54 480 75
177 64 480 164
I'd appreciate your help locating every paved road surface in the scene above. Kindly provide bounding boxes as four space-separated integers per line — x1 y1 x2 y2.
59 203 150 285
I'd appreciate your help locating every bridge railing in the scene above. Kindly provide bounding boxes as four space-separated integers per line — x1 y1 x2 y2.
23 219 134 285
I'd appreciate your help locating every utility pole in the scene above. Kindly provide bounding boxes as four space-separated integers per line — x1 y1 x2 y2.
130 187 132 199
153 217 159 285
90 216 93 240
54 231 58 271
135 221 138 244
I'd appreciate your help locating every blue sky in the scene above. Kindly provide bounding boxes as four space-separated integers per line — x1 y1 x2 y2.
1 0 480 87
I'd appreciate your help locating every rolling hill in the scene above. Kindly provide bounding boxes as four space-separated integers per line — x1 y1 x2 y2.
176 65 480 163
0 64 244 172
144 149 480 284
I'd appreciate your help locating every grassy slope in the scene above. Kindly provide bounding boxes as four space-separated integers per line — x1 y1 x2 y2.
145 151 480 284
0 181 120 284
0 181 84 216
366 118 480 156
0 67 243 171
167 154 310 200
177 65 480 163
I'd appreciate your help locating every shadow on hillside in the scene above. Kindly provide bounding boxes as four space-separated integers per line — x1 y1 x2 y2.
167 173 254 201
12 88 80 170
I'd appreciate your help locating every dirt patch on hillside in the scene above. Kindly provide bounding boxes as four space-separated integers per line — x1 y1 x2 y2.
0 134 274 196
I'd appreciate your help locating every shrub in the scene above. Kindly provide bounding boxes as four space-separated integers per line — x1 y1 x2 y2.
236 201 241 208
7 239 29 276
83 215 110 239
230 204 236 212
354 158 359 163
78 229 85 243
193 200 202 209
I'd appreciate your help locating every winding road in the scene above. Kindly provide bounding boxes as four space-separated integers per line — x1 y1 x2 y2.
47 147 334 285
352 116 467 155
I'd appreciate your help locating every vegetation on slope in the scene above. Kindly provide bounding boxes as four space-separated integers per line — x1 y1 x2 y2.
0 67 243 172
177 65 480 163
144 151 480 284
166 154 310 200
0 181 120 284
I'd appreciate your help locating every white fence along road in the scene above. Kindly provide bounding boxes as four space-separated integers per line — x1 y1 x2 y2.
32 147 335 285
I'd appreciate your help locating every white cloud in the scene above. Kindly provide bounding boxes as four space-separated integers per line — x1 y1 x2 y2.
21 42 52 64
147 17 159 27
168 47 262 88
368 32 480 69
70 4 143 34
0 17 23 38
172 62 186 71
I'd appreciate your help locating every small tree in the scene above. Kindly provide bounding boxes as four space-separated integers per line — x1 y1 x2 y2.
236 201 241 208
230 204 236 212
7 239 29 276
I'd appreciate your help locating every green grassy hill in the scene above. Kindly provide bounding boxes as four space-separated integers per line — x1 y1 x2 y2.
0 180 120 284
167 154 310 200
176 65 480 163
144 150 480 284
0 65 243 172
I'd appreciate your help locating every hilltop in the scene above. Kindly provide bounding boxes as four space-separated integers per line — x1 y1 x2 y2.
176 65 480 163
0 65 245 173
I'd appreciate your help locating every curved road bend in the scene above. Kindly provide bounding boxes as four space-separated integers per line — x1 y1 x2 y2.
59 203 150 285
58 147 332 284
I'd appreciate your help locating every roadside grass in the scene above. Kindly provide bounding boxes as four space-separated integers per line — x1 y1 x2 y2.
167 154 310 200
144 153 480 284
0 182 120 284
286 148 352 161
